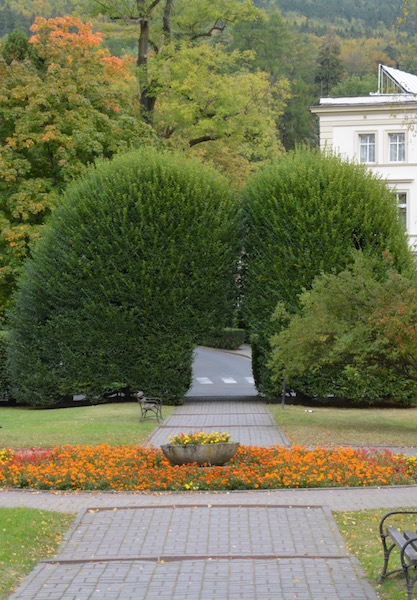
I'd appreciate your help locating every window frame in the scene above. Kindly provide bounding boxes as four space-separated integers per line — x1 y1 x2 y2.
389 132 406 163
394 191 407 229
358 133 376 164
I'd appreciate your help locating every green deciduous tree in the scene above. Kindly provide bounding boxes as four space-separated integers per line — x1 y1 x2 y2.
330 73 377 97
7 149 240 407
241 148 414 397
0 17 155 318
85 0 259 122
84 1 288 180
152 42 288 184
269 252 417 406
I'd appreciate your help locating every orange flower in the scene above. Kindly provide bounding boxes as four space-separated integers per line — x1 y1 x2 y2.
0 444 414 492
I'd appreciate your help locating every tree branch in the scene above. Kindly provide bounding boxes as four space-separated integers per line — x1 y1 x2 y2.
162 0 174 38
189 20 226 41
146 0 162 17
189 134 217 147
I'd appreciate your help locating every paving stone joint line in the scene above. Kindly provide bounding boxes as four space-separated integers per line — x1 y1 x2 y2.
42 553 352 565
83 503 325 511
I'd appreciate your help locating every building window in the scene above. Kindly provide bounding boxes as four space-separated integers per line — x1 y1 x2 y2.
395 192 407 228
389 133 405 162
359 134 375 163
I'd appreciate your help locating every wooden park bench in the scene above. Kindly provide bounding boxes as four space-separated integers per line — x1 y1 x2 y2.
134 391 163 423
378 510 417 600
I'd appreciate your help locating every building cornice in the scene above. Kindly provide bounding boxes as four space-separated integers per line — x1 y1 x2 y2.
311 96 417 116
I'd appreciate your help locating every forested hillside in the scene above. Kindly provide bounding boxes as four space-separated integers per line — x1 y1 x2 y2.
271 0 410 35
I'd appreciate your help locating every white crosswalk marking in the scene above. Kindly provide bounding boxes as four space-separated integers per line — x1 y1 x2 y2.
222 377 237 384
245 377 255 384
196 377 213 384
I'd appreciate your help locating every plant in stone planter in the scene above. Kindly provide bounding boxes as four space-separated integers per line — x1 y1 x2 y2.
169 431 231 445
161 431 239 466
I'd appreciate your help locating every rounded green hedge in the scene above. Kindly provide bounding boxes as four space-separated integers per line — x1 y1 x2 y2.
241 148 414 396
7 149 240 406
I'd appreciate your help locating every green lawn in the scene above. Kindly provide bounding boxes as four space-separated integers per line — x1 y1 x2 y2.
270 404 417 447
0 507 74 600
334 508 416 600
0 402 174 448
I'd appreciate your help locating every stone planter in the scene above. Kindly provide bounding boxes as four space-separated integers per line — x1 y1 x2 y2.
161 442 239 466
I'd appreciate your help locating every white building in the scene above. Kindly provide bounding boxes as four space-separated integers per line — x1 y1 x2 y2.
311 64 417 249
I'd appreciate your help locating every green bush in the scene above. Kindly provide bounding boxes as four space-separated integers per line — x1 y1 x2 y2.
7 149 240 407
241 148 414 397
198 327 246 350
269 253 417 406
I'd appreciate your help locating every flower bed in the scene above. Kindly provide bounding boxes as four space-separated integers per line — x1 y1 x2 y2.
0 444 416 492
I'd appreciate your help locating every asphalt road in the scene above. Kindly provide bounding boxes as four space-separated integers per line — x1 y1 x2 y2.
186 346 257 397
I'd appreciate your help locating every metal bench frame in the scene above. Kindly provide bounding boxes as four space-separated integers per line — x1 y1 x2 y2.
135 391 163 423
378 510 417 600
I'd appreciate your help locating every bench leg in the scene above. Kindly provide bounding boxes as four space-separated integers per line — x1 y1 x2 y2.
140 407 163 423
378 538 396 582
404 565 417 600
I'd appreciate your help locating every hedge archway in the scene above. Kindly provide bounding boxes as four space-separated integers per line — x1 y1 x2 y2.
8 149 240 406
241 148 414 397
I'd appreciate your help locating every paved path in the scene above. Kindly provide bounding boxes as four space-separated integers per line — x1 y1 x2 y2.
186 346 257 397
6 397 417 600
2 485 417 513
145 400 289 447
11 504 376 600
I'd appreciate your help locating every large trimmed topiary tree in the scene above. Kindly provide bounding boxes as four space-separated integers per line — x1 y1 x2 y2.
241 147 414 397
7 149 240 406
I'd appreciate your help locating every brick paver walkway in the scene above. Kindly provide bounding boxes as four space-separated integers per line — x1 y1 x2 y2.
145 400 289 447
6 397 416 599
44 505 346 560
10 505 376 599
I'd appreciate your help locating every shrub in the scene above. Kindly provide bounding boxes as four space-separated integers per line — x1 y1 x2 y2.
269 252 417 406
198 327 246 350
7 149 240 406
241 148 414 396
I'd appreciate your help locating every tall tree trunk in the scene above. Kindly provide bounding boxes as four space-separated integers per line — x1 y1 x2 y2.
137 18 155 124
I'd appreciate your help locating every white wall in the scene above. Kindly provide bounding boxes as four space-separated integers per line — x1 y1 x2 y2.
314 99 417 249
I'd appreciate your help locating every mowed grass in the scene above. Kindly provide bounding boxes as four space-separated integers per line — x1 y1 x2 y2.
334 508 417 600
0 402 174 448
270 404 417 447
0 507 74 600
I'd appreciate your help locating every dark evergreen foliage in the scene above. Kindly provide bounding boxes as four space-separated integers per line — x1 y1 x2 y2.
315 34 344 97
0 27 40 66
0 1 32 37
7 149 240 406
0 330 10 398
198 328 246 350
241 148 414 397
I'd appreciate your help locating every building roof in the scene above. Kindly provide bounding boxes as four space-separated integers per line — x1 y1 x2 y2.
311 94 417 111
379 64 417 94
311 65 417 111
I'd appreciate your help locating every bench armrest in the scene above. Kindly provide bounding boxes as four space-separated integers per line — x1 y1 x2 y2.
379 511 417 537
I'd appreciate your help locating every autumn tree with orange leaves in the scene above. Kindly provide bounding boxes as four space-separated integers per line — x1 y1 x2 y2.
0 16 155 316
